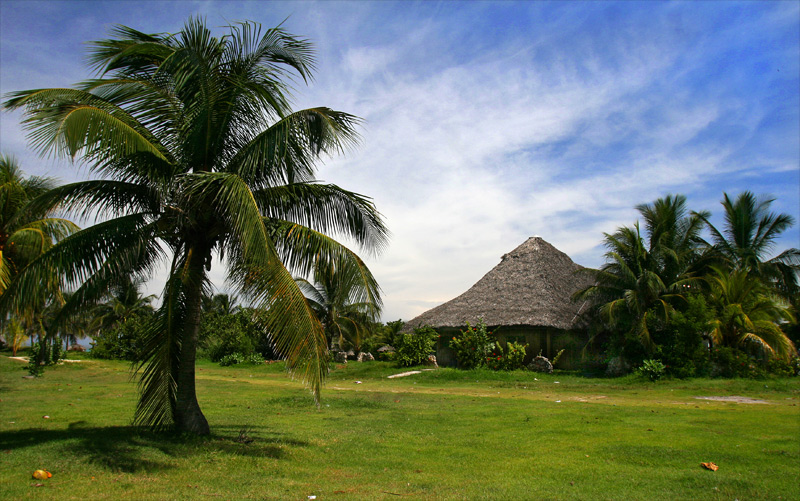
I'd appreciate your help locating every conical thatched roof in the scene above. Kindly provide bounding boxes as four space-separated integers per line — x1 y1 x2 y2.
405 237 593 331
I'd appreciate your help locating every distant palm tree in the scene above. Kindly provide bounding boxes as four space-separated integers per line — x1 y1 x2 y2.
705 266 795 360
636 194 709 285
295 255 381 352
3 19 387 434
0 155 78 358
698 192 799 298
201 292 240 317
91 277 155 333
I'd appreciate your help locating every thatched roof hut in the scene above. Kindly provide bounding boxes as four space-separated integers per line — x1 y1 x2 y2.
405 236 592 331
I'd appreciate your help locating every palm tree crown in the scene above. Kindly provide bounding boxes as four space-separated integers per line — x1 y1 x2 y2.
698 191 799 297
0 154 78 293
3 18 388 434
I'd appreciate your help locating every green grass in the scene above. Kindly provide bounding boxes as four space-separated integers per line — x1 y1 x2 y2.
1 354 798 500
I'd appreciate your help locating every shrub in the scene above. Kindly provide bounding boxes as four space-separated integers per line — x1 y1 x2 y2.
711 346 766 378
26 340 64 376
199 310 261 362
218 352 265 367
655 294 713 378
451 319 493 369
765 356 799 377
638 359 666 381
394 326 437 367
90 314 150 361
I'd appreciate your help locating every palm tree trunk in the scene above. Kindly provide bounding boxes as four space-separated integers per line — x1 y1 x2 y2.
174 246 211 435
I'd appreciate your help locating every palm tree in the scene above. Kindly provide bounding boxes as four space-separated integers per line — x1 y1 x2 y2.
576 224 669 352
201 292 240 316
705 266 796 360
636 194 710 285
91 277 155 333
576 195 706 354
295 255 381 352
698 192 799 298
0 155 78 358
3 19 387 434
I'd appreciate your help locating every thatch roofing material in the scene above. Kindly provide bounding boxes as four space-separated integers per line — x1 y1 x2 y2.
405 237 593 331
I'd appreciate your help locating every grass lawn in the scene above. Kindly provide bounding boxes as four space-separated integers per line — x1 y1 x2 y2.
1 354 798 500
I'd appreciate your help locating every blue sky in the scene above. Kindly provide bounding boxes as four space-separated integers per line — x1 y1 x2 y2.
1 1 798 321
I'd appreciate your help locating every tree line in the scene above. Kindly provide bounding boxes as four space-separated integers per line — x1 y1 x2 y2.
575 193 798 377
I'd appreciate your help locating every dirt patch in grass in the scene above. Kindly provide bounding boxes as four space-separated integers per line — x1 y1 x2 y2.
694 396 769 404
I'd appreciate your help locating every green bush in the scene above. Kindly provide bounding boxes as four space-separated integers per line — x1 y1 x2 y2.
395 326 437 367
638 359 666 381
90 314 150 361
451 319 493 369
199 310 264 362
654 294 712 378
765 356 799 377
218 352 265 367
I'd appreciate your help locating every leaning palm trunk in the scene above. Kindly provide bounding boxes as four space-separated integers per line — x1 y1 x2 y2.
173 245 211 434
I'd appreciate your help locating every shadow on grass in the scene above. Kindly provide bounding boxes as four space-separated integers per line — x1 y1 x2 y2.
0 420 308 473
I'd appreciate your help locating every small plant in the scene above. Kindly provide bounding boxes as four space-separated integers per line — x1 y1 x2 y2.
551 349 565 368
244 353 265 365
504 341 527 370
638 359 666 382
218 352 265 366
25 340 64 376
219 352 245 366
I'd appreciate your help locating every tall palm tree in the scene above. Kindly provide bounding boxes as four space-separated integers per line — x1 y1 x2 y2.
698 191 799 298
576 195 705 353
705 266 795 360
295 255 381 352
3 19 387 434
636 194 710 285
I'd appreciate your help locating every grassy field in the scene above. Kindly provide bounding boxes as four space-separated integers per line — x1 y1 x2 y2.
1 354 798 500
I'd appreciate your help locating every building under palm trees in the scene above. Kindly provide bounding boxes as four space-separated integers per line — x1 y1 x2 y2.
404 237 594 367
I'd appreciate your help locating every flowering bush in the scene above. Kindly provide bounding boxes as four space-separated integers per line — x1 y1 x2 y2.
451 319 493 369
486 341 527 370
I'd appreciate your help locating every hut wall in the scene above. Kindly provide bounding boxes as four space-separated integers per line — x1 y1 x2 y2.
432 325 588 370
495 326 588 370
434 328 459 367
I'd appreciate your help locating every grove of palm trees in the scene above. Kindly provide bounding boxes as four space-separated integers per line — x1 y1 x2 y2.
576 192 798 377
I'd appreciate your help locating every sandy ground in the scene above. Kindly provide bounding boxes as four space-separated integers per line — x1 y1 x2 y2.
7 356 83 363
694 396 769 404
